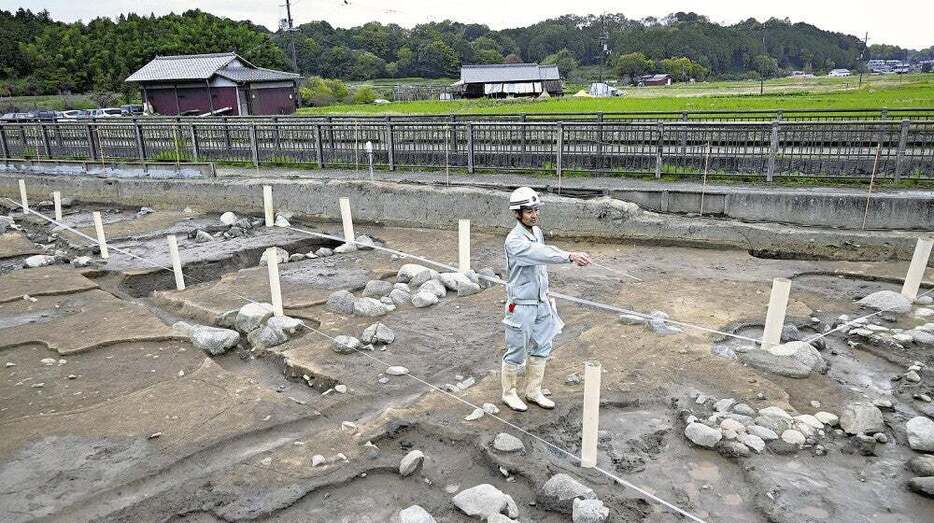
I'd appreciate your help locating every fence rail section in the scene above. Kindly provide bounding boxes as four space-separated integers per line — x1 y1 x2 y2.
2 119 933 180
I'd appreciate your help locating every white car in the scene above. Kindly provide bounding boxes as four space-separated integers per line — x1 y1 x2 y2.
90 108 123 118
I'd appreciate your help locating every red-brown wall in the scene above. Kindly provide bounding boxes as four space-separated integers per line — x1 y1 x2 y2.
144 86 240 116
248 87 297 115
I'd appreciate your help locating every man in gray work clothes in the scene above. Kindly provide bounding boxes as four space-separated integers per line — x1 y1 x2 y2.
501 187 592 412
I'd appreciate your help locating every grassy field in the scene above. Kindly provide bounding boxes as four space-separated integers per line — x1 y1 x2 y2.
0 94 97 112
301 73 934 115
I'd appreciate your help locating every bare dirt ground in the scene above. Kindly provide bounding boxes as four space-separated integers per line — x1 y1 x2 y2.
1 199 933 523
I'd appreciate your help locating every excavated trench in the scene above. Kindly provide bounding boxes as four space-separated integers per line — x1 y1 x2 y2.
3 193 934 523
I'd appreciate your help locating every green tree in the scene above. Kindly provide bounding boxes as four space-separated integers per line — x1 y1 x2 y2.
351 85 376 104
543 48 578 79
660 56 708 81
503 53 522 64
470 36 503 64
350 51 385 80
611 51 654 82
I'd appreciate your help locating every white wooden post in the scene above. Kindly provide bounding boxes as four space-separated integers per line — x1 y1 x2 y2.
92 211 109 259
53 191 62 221
167 235 185 290
263 185 274 227
581 361 602 468
458 219 470 273
339 197 354 244
18 179 28 211
902 236 934 300
266 247 284 317
762 278 791 349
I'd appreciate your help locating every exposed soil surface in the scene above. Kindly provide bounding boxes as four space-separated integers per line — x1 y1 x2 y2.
1 200 933 523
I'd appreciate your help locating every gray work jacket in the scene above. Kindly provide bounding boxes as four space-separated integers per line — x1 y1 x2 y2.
504 222 570 305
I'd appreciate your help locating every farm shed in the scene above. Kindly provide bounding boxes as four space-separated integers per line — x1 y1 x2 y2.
453 63 562 98
126 53 300 116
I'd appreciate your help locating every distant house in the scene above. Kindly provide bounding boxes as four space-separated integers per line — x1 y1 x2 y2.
638 74 672 86
125 53 301 116
453 63 562 98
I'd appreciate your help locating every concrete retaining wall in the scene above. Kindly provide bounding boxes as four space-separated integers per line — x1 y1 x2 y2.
606 187 933 230
1 174 930 264
0 159 215 179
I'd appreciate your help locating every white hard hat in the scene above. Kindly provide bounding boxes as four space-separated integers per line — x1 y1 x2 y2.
509 187 541 210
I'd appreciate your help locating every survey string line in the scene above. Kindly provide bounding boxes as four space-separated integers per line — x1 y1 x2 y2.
804 285 934 344
294 321 708 523
4 198 707 523
282 224 761 345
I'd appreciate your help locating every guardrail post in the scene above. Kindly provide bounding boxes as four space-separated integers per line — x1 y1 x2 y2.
449 115 458 154
679 113 688 155
520 114 527 158
466 123 474 174
556 123 563 179
223 117 232 151
87 124 98 160
19 126 28 159
596 112 604 169
386 122 395 171
775 109 784 122
895 119 910 183
654 122 664 178
272 116 281 154
249 124 259 167
766 120 780 182
314 124 324 168
189 125 199 162
0 126 8 160
40 124 51 158
134 123 146 161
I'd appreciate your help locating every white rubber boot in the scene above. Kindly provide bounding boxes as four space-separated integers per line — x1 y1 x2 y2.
501 361 528 412
525 356 555 409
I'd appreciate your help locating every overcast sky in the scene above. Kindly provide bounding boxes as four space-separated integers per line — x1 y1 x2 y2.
4 0 931 49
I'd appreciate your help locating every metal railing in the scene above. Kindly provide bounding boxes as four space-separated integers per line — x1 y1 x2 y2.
2 119 932 180
37 106 934 125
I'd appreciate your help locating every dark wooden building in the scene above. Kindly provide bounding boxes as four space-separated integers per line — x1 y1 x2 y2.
454 63 562 98
126 53 301 116
638 74 673 86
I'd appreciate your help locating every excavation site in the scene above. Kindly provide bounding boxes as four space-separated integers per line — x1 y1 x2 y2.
1 170 933 523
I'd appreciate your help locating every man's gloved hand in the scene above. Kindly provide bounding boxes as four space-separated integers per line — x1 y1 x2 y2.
569 252 593 267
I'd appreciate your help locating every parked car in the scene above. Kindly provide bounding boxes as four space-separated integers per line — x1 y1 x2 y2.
30 110 62 122
61 109 90 119
121 104 144 116
89 108 123 118
1 112 36 122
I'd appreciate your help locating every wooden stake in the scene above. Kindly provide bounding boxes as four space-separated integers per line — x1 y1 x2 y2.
263 185 274 227
167 235 185 290
762 278 791 349
18 179 28 211
902 236 934 300
458 219 470 273
92 211 109 259
339 197 354 243
53 191 62 221
581 361 602 468
266 247 284 317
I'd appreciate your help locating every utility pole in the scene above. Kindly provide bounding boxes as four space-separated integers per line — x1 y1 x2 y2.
859 31 869 88
598 15 608 84
283 0 298 73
